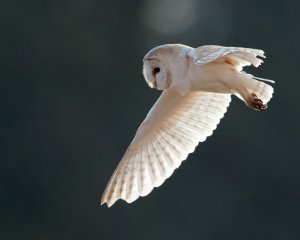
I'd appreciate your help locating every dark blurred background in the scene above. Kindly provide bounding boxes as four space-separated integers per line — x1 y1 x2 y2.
1 0 299 239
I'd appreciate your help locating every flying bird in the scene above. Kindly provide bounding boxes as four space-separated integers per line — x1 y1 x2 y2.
101 44 274 207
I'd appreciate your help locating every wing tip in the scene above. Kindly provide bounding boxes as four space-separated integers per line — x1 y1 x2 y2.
100 162 186 208
101 197 117 208
100 194 141 208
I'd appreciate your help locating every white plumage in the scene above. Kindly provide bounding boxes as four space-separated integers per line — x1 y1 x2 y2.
101 44 274 207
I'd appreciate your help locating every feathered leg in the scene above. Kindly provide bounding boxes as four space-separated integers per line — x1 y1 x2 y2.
232 72 274 111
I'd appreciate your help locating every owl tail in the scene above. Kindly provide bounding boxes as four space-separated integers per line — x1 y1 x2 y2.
234 72 274 111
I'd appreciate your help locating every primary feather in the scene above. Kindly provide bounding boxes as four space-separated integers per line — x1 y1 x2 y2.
101 91 231 207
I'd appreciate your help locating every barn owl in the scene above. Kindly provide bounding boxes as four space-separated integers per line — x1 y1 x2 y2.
101 44 274 207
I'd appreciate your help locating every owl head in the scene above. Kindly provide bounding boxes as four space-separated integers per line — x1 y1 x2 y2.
142 44 192 91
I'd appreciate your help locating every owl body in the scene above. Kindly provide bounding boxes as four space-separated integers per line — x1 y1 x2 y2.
144 44 231 95
101 44 274 207
144 44 273 107
188 62 240 94
143 44 232 95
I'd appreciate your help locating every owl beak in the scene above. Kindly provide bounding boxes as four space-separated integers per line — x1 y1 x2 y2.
148 80 157 89
153 80 157 89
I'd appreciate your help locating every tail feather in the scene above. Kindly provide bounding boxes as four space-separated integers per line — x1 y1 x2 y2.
234 72 274 110
256 81 274 104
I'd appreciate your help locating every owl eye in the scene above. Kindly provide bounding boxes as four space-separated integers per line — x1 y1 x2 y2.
152 67 160 76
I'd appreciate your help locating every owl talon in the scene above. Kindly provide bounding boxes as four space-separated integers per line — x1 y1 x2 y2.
248 93 268 111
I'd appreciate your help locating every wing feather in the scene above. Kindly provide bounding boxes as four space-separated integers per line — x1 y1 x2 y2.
101 90 231 207
148 134 165 182
188 45 266 71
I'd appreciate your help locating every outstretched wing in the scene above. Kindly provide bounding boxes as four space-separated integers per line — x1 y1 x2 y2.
188 45 266 71
101 90 231 207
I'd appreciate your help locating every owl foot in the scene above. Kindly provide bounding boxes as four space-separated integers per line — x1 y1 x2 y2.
247 93 268 111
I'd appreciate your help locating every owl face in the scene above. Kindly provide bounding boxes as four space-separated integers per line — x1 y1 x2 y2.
142 44 193 92
143 57 172 90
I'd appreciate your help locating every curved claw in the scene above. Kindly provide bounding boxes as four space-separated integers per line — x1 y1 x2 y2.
248 93 268 111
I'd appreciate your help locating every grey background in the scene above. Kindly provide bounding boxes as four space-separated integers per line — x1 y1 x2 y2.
1 0 299 239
